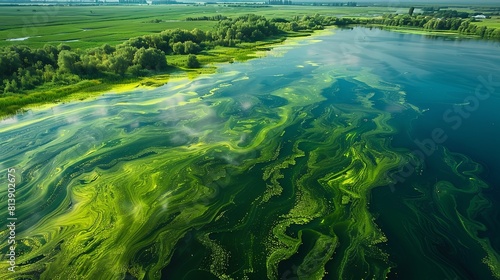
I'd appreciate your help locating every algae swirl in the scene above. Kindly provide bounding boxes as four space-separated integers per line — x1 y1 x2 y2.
0 29 498 280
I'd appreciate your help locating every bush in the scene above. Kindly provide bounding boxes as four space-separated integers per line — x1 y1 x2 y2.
133 48 167 71
186 54 200 68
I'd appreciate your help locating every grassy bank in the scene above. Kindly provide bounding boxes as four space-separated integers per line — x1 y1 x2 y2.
366 24 477 38
3 5 348 117
0 33 306 118
0 76 168 117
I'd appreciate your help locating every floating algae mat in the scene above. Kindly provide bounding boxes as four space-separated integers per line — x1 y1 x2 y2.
1 28 500 279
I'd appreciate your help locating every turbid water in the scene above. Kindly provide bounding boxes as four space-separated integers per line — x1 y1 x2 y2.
0 27 499 279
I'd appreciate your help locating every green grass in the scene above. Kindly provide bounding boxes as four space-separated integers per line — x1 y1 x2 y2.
0 6 219 49
0 71 188 117
370 25 478 39
0 79 105 115
473 16 500 28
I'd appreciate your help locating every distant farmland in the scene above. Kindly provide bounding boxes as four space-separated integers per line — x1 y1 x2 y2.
1 4 498 49
0 5 399 49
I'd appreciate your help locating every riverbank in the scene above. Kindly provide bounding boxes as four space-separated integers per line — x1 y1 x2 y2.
0 31 315 119
4 20 494 119
366 24 482 39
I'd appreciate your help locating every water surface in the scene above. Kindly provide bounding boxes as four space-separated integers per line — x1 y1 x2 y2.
0 27 499 279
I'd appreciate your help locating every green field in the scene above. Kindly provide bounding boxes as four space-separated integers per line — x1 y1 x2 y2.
0 5 217 49
473 16 500 28
0 5 398 49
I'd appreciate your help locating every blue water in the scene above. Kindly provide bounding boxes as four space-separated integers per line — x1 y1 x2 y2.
1 27 499 279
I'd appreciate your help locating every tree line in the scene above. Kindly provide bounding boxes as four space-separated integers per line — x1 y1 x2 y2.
272 14 357 31
363 12 500 40
421 8 471 19
185 15 228 21
0 14 353 95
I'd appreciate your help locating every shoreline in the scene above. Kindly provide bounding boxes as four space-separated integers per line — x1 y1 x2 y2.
365 24 481 39
0 30 329 120
2 23 483 120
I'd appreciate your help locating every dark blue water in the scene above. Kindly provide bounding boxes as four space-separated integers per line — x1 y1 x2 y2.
1 27 499 279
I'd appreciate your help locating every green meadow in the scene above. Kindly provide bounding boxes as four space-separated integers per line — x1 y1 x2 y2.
473 16 500 28
0 6 216 49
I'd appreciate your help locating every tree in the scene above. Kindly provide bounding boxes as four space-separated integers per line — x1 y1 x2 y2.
101 44 115 55
57 50 79 74
251 30 264 40
20 71 37 90
133 47 167 71
0 50 21 77
191 28 206 43
4 79 18 93
476 26 487 38
115 45 137 62
458 20 470 33
43 64 55 82
186 54 200 68
127 64 143 76
172 42 184 55
225 28 236 41
147 34 170 53
184 41 200 54
409 7 415 17
450 18 462 30
127 37 149 49
168 29 197 45
43 44 59 64
77 54 101 77
57 44 71 52
491 28 500 39
108 54 130 76
52 71 80 85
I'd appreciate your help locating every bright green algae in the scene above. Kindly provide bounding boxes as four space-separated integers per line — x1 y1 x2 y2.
0 30 498 280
